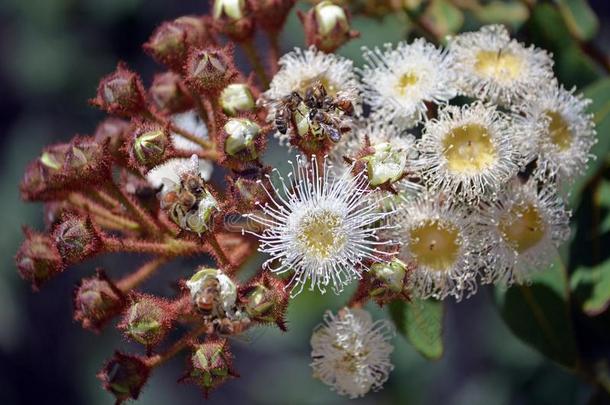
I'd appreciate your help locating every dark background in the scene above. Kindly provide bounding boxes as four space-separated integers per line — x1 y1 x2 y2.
1 1 609 404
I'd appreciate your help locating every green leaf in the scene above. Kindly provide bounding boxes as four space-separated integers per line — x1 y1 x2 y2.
571 260 610 316
424 0 464 38
571 78 610 206
472 0 529 30
389 298 443 360
494 260 579 369
556 0 599 42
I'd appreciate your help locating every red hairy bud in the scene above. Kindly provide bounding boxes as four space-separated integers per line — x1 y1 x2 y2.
185 46 236 94
150 71 194 113
119 294 173 348
74 270 125 331
98 352 150 404
52 214 102 264
239 272 289 331
95 118 130 158
144 16 214 72
91 62 147 116
15 228 64 290
181 338 237 398
212 0 255 42
226 166 271 211
129 123 172 170
299 1 359 53
250 0 296 32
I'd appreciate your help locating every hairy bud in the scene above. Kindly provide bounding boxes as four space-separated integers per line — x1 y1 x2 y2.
120 294 173 348
74 270 125 331
144 16 214 72
212 0 254 42
95 118 130 158
98 352 150 404
299 1 359 53
361 142 409 187
182 338 237 398
239 272 289 330
91 62 147 116
251 0 296 33
223 118 261 159
219 83 255 116
52 214 101 264
130 125 171 169
15 228 64 290
226 167 271 210
185 47 235 93
150 71 193 113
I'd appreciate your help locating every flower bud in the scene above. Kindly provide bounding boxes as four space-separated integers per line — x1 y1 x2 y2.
183 339 237 398
185 47 235 93
131 126 171 169
52 214 101 264
91 62 147 116
361 142 408 187
95 118 130 157
299 1 359 53
219 83 255 116
251 0 296 32
63 137 111 180
74 270 125 331
120 295 172 348
240 273 289 330
186 267 237 318
227 170 270 210
150 72 193 113
98 352 150 404
15 228 64 290
223 118 261 159
212 0 254 41
370 258 407 294
144 16 214 71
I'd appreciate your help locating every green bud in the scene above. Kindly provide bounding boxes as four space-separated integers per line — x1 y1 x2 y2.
219 84 255 116
133 129 168 166
213 0 246 20
363 142 408 186
371 258 407 293
224 118 260 158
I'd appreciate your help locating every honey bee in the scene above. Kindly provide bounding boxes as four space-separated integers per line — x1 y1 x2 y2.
194 276 222 316
304 81 327 109
331 96 355 116
275 91 303 134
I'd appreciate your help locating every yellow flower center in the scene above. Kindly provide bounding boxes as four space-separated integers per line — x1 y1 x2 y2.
298 209 346 259
396 72 419 96
442 124 497 174
297 76 338 96
474 50 522 81
409 220 460 271
544 110 572 151
498 203 546 253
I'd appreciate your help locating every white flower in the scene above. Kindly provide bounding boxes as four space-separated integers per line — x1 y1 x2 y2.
245 155 394 296
261 46 361 144
311 307 394 399
393 193 481 300
146 157 212 189
476 178 571 285
170 109 211 151
417 102 521 201
360 39 457 129
448 24 554 105
514 82 596 185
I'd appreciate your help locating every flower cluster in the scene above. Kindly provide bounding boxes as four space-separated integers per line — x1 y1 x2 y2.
15 0 595 402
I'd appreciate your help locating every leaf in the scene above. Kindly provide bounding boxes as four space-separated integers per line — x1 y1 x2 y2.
571 78 610 206
424 0 463 38
556 0 599 42
472 0 529 29
570 260 610 316
494 260 579 369
389 298 443 360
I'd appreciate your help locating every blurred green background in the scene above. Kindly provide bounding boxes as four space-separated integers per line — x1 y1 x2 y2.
1 1 609 404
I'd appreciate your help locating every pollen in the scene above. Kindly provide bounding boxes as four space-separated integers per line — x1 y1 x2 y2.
498 203 546 253
409 220 460 271
298 75 337 96
297 209 346 260
545 110 572 150
474 50 522 81
442 124 497 173
395 72 419 96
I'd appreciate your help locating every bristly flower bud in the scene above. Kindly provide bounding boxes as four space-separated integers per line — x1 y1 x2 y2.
223 118 261 159
299 1 359 53
226 166 271 211
91 62 147 116
74 270 125 331
150 71 194 113
98 352 150 404
52 214 102 264
130 124 172 170
181 338 237 398
144 16 214 72
360 142 409 187
119 294 173 348
15 228 64 290
95 118 130 158
185 46 236 94
239 272 289 330
251 0 296 33
219 83 255 116
212 0 255 42
351 258 410 306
